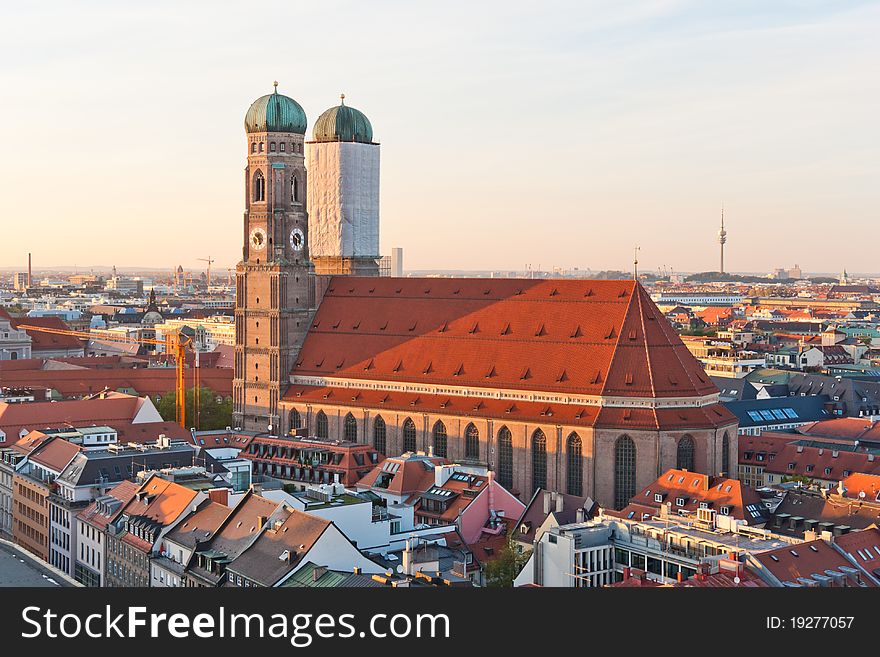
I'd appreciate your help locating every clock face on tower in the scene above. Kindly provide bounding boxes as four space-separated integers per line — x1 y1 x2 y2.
289 227 304 251
249 227 267 251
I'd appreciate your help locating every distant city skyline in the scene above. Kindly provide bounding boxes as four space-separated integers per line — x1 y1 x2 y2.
1 1 878 273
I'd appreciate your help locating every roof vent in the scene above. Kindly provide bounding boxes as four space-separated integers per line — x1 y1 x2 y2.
535 324 547 337
423 362 433 374
557 370 568 382
571 325 583 338
453 364 464 376
501 323 512 335
520 368 532 380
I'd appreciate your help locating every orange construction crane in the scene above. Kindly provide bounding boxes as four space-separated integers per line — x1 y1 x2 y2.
16 324 195 429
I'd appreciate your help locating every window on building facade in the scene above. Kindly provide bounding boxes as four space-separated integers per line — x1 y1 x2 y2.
290 408 301 433
677 435 695 471
291 175 298 202
403 418 417 452
614 435 637 510
373 415 387 454
497 426 513 489
315 411 328 439
532 429 547 492
343 413 358 442
432 421 448 457
464 424 479 460
253 170 265 202
567 432 582 496
722 432 730 475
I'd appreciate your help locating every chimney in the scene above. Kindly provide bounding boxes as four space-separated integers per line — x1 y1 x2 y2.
555 492 564 513
257 516 267 529
576 507 585 523
208 488 229 506
353 566 361 575
543 491 552 514
622 567 631 580
402 538 413 576
313 565 327 581
434 464 455 487
677 571 684 583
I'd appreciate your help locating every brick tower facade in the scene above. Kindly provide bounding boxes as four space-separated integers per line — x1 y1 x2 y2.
233 85 314 433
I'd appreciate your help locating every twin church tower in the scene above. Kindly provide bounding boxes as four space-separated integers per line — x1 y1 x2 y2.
233 84 380 431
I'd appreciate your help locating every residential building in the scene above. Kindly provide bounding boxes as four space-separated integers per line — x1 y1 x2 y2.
105 475 203 587
75 480 139 586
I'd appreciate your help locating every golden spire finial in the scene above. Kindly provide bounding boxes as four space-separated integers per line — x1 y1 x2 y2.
340 93 345 105
273 80 279 91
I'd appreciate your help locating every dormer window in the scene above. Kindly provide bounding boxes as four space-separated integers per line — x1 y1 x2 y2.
675 497 685 507
720 506 731 516
653 493 664 503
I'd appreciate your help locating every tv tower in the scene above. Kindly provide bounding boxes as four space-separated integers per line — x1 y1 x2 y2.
718 205 727 274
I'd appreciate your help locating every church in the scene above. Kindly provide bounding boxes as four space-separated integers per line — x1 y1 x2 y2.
232 84 738 509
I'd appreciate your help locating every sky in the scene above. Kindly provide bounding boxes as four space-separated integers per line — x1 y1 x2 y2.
1 0 878 275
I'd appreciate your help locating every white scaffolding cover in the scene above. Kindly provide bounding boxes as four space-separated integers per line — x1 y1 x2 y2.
306 141 380 258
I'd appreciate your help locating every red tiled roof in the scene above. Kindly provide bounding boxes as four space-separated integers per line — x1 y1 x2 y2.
762 438 880 480
292 278 718 401
840 473 880 501
797 418 880 441
78 480 140 529
283 384 734 432
754 539 876 587
619 468 766 524
833 527 880 576
28 437 81 472
0 366 232 398
12 316 84 350
357 454 448 496
0 395 147 442
120 474 199 526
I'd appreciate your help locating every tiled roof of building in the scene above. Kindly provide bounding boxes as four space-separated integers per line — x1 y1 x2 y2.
11 316 84 351
356 453 448 496
285 384 733 432
291 278 721 402
0 366 232 398
226 508 332 586
78 480 140 530
163 499 231 549
618 468 768 524
797 417 880 441
753 539 876 587
839 473 880 501
121 475 200 526
761 436 880 480
27 437 81 473
674 559 768 587
0 394 149 443
832 526 880 579
769 489 880 538
513 488 595 545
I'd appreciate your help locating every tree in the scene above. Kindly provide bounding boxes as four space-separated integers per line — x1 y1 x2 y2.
483 534 530 588
154 386 232 430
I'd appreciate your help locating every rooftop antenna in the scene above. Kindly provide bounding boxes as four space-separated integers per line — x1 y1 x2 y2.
633 246 640 280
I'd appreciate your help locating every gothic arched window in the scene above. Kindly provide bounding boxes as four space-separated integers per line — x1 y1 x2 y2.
614 436 637 510
403 418 417 452
497 426 513 489
373 415 387 454
253 170 265 202
531 429 547 492
464 423 479 460
433 421 448 458
291 175 299 203
567 432 583 496
315 410 328 439
289 408 301 434
677 435 695 471
722 431 730 475
343 412 358 442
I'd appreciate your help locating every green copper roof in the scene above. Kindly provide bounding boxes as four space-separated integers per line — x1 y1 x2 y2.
313 95 373 144
245 83 307 134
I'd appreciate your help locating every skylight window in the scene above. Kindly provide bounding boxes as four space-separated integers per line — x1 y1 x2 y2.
771 409 787 420
747 411 762 422
783 408 799 419
759 410 775 421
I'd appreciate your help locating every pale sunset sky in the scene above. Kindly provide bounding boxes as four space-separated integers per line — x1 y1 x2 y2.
0 1 877 274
